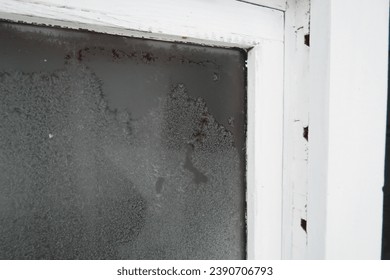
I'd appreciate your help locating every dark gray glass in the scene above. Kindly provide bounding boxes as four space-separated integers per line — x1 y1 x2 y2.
0 22 247 259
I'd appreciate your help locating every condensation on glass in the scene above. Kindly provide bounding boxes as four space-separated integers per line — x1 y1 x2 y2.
0 22 247 260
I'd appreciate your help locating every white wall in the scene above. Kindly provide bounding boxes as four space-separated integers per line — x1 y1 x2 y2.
308 0 389 259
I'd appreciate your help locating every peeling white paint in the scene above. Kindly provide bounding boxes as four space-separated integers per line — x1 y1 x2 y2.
283 0 311 259
0 0 284 47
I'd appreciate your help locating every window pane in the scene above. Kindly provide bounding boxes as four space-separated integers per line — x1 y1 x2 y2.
0 22 247 259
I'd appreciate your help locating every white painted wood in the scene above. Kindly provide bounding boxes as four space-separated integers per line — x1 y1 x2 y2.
307 0 330 259
308 0 389 259
0 0 284 47
235 0 287 11
0 0 286 259
247 41 284 259
282 0 311 259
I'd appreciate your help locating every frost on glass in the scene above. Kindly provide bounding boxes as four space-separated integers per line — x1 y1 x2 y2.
0 22 246 259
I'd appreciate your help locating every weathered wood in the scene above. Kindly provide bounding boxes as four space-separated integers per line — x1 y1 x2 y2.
0 0 283 47
236 0 287 11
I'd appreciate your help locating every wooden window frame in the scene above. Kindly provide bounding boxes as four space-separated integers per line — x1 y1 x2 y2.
3 0 385 260
0 0 302 259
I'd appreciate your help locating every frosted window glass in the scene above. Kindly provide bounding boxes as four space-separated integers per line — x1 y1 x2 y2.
0 22 246 259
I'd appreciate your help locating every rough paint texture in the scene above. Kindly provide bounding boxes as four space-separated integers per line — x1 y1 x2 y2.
0 22 246 259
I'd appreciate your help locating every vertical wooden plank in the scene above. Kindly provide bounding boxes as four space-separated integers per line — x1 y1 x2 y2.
247 40 284 259
307 0 331 260
283 0 311 259
308 0 389 259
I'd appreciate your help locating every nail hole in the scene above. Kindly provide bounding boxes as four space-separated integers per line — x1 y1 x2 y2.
301 218 307 233
303 126 309 141
304 34 310 46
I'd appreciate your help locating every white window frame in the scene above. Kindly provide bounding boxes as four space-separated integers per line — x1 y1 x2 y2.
0 0 301 259
1 0 386 260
